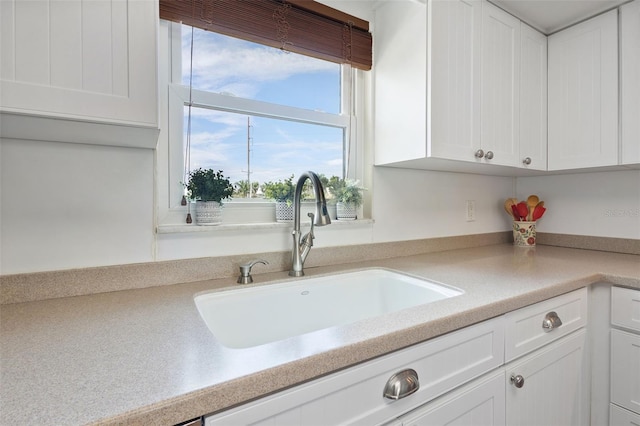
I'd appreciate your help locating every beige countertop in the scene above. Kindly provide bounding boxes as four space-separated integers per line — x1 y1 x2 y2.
1 244 639 425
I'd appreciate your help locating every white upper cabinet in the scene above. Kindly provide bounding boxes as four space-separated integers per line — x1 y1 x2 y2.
548 10 619 170
374 0 547 175
481 2 520 168
519 24 547 171
428 0 482 163
621 0 640 165
374 0 482 167
373 0 429 165
0 0 159 148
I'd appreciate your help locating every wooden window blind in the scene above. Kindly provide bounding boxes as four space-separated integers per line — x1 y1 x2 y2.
159 0 372 70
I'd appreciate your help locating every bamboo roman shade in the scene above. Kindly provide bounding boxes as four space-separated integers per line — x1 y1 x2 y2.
159 0 372 70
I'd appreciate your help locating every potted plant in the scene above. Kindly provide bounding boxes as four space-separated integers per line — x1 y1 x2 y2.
262 175 296 222
186 168 234 225
326 177 364 220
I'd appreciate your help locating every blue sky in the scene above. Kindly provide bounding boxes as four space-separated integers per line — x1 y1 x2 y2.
182 26 344 188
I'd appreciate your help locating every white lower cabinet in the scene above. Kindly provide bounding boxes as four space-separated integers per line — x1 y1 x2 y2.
505 329 588 426
611 286 640 421
205 318 504 425
204 289 589 426
503 288 589 425
611 329 640 416
610 404 640 425
392 288 589 426
388 370 506 426
393 328 587 426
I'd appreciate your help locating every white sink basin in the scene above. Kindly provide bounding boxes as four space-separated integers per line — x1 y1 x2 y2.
194 268 463 349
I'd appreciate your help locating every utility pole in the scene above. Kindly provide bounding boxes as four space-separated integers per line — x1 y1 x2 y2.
246 117 252 198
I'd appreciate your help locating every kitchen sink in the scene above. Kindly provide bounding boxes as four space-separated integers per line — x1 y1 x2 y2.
194 268 463 349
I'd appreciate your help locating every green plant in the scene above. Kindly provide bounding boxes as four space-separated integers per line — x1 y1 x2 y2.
186 168 234 203
262 175 295 204
234 180 260 198
326 177 364 207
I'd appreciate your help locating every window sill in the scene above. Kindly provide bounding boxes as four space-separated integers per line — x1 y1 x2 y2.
156 219 374 234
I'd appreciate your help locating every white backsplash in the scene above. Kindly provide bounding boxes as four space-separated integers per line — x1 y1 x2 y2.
2 136 638 275
516 170 640 239
371 167 515 242
1 138 155 274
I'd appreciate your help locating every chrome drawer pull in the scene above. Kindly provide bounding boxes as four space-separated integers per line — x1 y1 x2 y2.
542 311 563 332
383 369 420 400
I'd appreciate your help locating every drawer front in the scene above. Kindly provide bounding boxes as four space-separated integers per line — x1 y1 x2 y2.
610 404 640 425
400 369 506 426
504 288 588 362
205 317 504 426
611 286 640 332
609 404 640 426
611 329 640 415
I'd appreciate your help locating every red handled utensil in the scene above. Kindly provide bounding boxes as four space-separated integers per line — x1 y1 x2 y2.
511 204 521 220
516 202 529 221
532 203 546 221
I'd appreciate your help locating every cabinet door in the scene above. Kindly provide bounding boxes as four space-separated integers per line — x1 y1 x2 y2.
0 0 157 127
400 370 506 426
548 10 618 170
519 23 547 171
429 0 482 162
611 329 640 415
374 0 427 165
506 329 588 426
480 2 520 167
621 0 640 165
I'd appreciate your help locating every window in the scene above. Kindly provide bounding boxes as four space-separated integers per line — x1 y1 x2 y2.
176 25 349 199
163 20 362 221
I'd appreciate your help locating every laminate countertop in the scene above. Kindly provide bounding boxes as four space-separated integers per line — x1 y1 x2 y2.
1 244 639 425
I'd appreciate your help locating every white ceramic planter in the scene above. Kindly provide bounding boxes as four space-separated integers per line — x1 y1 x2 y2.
336 201 357 220
195 201 223 225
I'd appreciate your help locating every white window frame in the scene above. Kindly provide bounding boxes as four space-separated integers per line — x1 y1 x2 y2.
157 21 365 228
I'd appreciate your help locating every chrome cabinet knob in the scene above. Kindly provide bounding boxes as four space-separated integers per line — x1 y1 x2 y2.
542 311 563 332
485 151 494 160
511 374 525 388
522 157 532 165
474 149 485 158
383 369 420 400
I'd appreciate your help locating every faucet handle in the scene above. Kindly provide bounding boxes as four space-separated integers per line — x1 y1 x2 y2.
237 259 269 284
303 213 316 245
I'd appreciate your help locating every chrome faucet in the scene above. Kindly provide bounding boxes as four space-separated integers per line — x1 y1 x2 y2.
290 171 331 277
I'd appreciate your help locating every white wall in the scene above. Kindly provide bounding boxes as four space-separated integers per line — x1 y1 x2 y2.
2 0 638 275
371 167 515 242
516 170 640 239
3 134 637 275
0 138 155 274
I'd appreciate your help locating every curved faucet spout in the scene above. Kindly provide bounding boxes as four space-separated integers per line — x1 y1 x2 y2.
290 171 331 277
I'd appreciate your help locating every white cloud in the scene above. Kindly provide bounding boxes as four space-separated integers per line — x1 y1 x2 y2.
183 26 336 95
